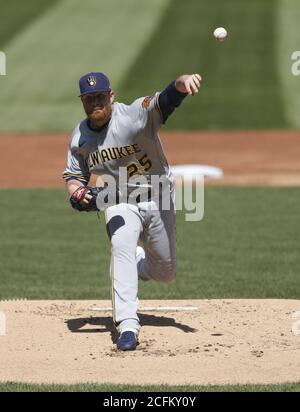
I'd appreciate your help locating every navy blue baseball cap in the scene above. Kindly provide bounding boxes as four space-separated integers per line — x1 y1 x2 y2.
79 72 111 96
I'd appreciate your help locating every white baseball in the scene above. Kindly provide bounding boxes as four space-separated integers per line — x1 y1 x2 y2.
213 27 227 42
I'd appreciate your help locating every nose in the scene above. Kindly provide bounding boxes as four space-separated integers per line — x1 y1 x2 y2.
94 95 105 106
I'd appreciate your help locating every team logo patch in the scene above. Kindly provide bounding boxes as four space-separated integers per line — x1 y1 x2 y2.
87 75 97 86
142 95 154 108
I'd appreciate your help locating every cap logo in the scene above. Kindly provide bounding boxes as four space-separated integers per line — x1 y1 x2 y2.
87 75 97 86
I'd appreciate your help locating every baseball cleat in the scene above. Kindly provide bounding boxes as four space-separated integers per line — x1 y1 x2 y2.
117 331 138 351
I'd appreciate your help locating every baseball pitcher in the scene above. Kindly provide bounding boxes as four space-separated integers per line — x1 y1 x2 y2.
63 71 202 350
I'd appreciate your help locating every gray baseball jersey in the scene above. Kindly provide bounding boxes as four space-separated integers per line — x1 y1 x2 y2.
63 93 173 190
63 93 176 336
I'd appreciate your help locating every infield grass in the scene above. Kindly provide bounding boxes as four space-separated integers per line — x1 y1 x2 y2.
1 187 300 300
0 0 171 132
0 382 300 392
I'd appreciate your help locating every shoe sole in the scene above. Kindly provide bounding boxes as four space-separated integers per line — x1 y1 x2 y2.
117 345 136 351
117 340 139 351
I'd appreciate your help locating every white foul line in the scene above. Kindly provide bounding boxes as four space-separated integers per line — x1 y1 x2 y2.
90 306 199 312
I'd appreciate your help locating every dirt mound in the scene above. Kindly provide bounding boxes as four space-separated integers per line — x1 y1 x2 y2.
0 299 299 385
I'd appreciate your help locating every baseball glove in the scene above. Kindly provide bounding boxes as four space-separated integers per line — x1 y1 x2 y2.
69 185 120 212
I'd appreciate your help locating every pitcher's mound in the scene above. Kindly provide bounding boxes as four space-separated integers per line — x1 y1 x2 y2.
0 299 300 386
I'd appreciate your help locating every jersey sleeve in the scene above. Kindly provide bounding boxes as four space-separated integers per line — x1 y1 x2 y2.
62 136 91 186
137 82 188 126
137 92 163 130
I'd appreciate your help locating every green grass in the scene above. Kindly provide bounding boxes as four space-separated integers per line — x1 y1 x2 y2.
277 0 300 128
119 0 287 130
0 0 171 132
0 0 291 131
0 189 110 299
1 187 300 300
0 381 300 392
0 382 300 392
0 0 60 47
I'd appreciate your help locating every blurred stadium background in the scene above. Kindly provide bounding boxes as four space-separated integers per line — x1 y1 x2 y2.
0 0 300 131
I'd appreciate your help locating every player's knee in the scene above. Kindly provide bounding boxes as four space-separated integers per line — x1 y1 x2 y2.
159 259 177 283
111 235 136 256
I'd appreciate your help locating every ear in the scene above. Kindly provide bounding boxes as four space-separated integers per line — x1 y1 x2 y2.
80 96 86 106
110 91 115 104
